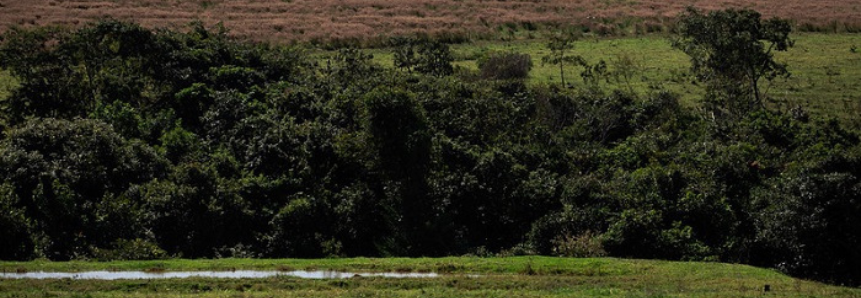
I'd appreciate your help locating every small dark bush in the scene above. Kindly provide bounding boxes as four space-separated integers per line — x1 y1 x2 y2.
92 239 168 261
478 52 533 80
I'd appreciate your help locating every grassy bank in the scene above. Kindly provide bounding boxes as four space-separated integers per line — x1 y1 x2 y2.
1 257 859 298
0 256 728 274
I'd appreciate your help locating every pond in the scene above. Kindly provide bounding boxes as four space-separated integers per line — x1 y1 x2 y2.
0 270 441 280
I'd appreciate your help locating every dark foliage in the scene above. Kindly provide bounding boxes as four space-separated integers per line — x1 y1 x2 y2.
478 52 533 81
0 12 859 285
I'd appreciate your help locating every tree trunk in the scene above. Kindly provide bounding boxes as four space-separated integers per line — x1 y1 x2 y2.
560 62 565 87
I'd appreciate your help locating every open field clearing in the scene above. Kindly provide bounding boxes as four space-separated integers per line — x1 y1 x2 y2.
2 257 861 298
466 34 861 126
1 0 861 42
2 33 859 127
352 33 861 128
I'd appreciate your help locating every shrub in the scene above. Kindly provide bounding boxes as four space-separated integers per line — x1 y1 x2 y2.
552 231 607 257
91 239 168 261
0 183 33 260
752 149 861 285
478 52 533 80
673 8 792 118
415 40 454 77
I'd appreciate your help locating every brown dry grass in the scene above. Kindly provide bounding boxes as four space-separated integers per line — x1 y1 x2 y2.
1 0 860 42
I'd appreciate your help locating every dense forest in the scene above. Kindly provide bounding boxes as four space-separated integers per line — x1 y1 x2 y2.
0 9 859 285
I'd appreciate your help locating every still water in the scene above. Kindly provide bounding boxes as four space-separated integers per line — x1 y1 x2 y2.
0 270 440 280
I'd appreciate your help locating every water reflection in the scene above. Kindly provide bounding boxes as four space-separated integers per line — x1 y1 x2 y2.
0 270 440 280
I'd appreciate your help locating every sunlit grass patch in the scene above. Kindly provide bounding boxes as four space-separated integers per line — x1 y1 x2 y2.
1 257 859 298
363 33 861 129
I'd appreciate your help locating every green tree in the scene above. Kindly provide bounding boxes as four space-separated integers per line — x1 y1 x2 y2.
415 40 454 77
753 147 861 285
542 30 583 87
0 118 167 259
390 37 419 73
362 88 434 255
0 26 84 123
673 8 793 117
0 183 33 260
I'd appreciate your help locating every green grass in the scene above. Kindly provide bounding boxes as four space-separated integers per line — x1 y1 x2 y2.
1 257 859 297
0 256 696 274
364 33 861 128
2 33 859 127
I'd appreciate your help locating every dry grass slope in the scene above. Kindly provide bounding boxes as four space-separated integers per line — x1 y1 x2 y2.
1 0 860 42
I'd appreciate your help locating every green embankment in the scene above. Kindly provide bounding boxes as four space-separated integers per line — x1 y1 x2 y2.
1 257 859 298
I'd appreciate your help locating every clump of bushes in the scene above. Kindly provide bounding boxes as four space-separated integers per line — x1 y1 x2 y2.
91 239 168 261
551 231 607 258
477 52 532 80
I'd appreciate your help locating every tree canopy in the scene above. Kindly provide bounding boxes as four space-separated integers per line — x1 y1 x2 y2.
0 12 859 286
674 8 793 117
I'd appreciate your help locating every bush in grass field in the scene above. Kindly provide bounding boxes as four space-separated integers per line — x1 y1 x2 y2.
91 239 168 261
478 52 533 80
415 39 455 77
552 231 607 258
0 8 859 286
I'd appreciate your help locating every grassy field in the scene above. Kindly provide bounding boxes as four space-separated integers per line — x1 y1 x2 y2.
360 33 861 128
0 33 858 128
1 257 859 298
1 33 859 128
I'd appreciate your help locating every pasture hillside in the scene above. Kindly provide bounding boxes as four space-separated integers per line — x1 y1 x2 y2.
440 34 861 128
1 0 860 42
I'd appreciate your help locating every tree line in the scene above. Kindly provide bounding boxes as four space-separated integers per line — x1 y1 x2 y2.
0 9 859 285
